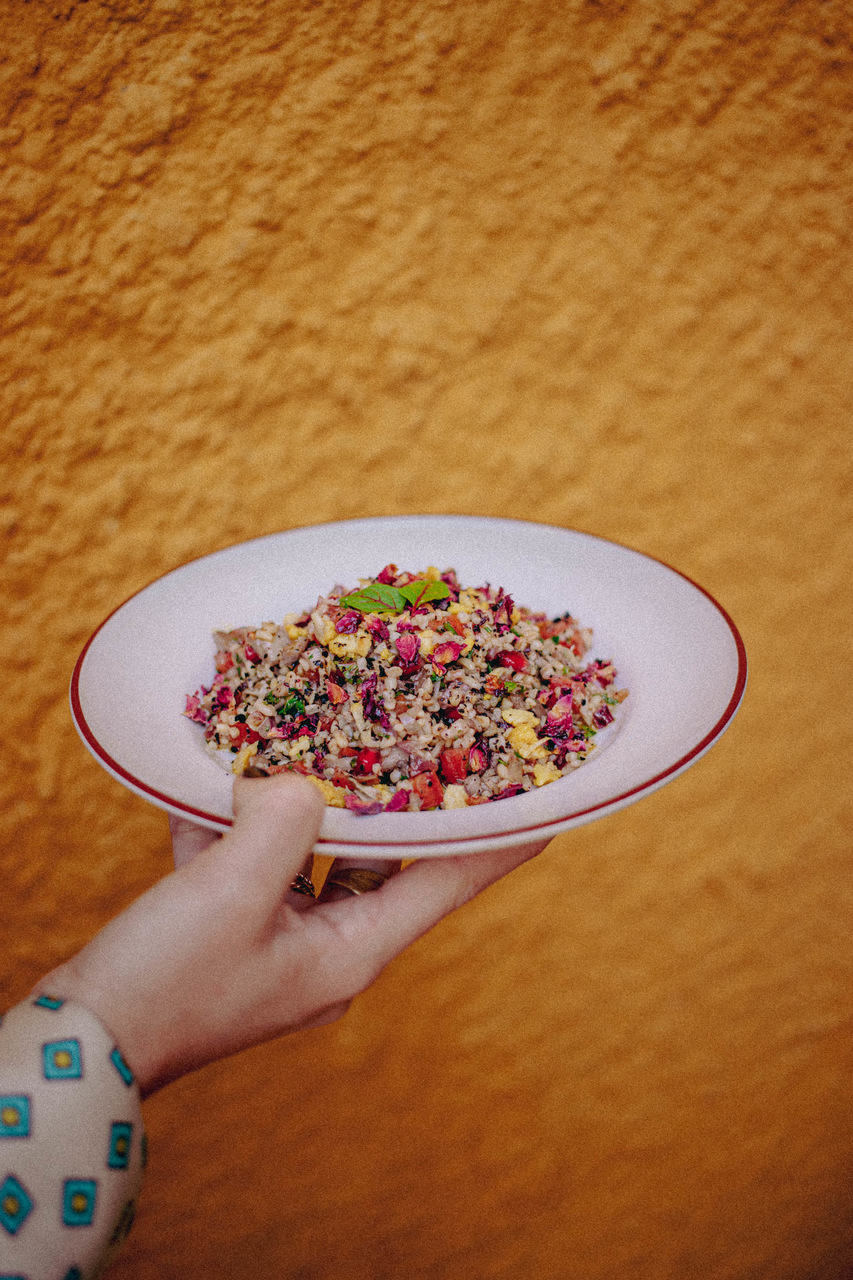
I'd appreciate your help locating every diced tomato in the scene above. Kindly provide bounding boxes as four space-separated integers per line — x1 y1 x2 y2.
244 645 261 664
214 651 234 673
353 748 382 775
231 724 261 747
439 748 468 784
444 614 466 637
327 680 348 705
495 650 527 672
411 770 444 810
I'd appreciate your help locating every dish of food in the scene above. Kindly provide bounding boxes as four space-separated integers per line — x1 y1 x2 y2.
184 566 628 811
70 516 746 857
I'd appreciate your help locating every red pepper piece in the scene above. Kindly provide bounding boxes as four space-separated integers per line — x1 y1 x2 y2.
495 650 528 672
214 651 234 673
243 645 261 664
439 748 468 784
411 770 444 810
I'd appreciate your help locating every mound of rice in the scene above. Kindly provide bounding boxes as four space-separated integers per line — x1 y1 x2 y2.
184 565 628 814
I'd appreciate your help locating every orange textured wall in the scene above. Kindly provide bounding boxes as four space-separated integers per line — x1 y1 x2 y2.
2 2 852 1277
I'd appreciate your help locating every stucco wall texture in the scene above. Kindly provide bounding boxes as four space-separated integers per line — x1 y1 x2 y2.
2 1 852 1277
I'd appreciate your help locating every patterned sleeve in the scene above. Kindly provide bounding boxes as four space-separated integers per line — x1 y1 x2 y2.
0 995 145 1280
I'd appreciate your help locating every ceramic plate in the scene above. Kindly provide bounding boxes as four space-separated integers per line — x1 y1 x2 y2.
70 516 746 857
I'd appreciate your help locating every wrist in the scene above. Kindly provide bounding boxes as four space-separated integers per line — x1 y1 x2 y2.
30 963 158 1099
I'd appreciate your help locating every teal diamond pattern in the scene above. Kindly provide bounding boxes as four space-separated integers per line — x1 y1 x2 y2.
43 1039 83 1080
62 1179 97 1227
110 1047 134 1087
0 1095 30 1138
107 1121 133 1169
33 994 65 1011
0 1174 33 1235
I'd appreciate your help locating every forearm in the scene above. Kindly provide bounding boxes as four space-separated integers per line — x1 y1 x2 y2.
0 994 145 1280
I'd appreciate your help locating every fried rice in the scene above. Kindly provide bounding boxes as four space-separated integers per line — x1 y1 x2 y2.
184 565 628 814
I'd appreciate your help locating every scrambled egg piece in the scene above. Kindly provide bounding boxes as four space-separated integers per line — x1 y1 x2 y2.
457 587 487 612
442 784 469 809
285 735 312 759
532 760 562 786
501 704 538 728
502 703 548 760
231 741 258 775
507 724 549 760
328 631 371 659
306 776 348 807
417 628 440 655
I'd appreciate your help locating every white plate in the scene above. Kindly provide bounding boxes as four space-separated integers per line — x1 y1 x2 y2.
70 516 746 857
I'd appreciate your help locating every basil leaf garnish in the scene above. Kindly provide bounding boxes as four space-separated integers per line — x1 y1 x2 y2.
339 578 450 614
338 583 406 613
398 579 451 608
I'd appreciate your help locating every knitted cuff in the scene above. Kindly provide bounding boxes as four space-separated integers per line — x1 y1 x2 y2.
0 994 145 1280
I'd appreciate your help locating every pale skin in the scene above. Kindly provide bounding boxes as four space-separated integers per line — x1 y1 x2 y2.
34 774 548 1098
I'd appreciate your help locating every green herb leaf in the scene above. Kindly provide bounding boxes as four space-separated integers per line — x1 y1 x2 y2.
282 692 305 717
339 583 406 613
339 577 450 614
398 579 451 609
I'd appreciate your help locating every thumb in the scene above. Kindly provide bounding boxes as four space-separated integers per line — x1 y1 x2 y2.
207 773 325 904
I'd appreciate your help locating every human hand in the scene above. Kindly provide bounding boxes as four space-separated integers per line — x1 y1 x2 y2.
34 775 547 1097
